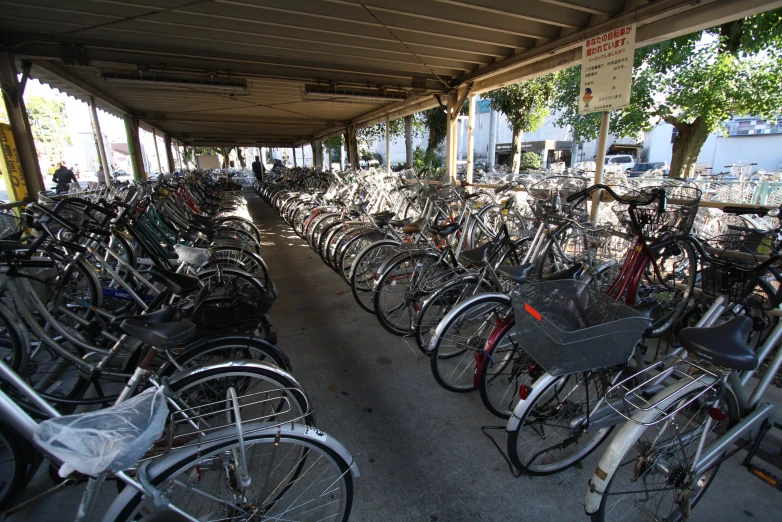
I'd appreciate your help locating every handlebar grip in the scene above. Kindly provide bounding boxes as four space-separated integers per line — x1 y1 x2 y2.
27 203 77 233
721 206 769 216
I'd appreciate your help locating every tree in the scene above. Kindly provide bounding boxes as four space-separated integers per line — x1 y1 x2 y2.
554 9 782 178
421 107 447 153
25 96 71 163
484 75 557 173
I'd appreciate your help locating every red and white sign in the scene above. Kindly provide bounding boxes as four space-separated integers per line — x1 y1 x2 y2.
579 24 636 114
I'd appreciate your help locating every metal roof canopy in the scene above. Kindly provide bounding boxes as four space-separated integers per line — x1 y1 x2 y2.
2 0 780 147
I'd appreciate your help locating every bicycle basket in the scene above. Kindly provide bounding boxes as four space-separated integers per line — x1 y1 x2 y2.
699 227 777 305
613 184 701 239
511 280 650 376
0 209 23 240
527 176 589 221
190 277 278 336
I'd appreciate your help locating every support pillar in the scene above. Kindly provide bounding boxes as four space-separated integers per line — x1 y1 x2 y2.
340 140 345 171
124 115 146 181
590 111 610 222
385 114 391 174
466 95 476 185
292 146 297 167
0 54 44 198
488 109 498 170
347 125 359 170
446 91 460 181
404 115 413 168
164 134 175 173
300 145 305 168
326 137 332 171
88 96 112 188
310 140 317 168
151 129 163 174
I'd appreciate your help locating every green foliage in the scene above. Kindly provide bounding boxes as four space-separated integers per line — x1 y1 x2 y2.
553 10 782 177
413 145 443 170
25 96 70 161
421 107 447 152
519 151 541 170
484 75 557 135
357 116 425 148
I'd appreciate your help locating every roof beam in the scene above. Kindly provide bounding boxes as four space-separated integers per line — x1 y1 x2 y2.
428 0 588 29
29 58 130 113
537 0 617 17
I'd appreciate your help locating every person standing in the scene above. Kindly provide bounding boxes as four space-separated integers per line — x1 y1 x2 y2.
252 155 265 181
96 164 107 187
72 163 81 179
52 162 78 194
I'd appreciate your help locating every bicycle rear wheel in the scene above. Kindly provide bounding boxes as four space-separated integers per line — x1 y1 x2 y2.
106 426 354 522
429 293 511 392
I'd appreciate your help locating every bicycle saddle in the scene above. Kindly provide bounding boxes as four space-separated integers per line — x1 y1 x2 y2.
629 301 662 320
389 217 413 228
541 263 585 282
371 211 396 226
120 318 196 348
109 306 178 329
432 222 461 237
34 387 168 477
181 227 214 243
460 241 493 266
496 262 534 283
679 315 758 371
149 266 200 295
402 217 426 234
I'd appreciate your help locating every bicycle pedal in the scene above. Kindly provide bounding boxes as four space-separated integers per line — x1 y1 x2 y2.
748 465 782 491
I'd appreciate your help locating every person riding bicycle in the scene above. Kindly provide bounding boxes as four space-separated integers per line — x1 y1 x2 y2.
52 162 78 194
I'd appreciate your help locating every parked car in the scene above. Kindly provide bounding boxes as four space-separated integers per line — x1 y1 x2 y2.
628 162 669 177
604 154 636 171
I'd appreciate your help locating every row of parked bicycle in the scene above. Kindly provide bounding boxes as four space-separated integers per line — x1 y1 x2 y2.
258 166 782 521
0 172 356 521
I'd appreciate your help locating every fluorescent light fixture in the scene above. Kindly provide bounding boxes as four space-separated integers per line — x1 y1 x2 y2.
302 85 407 104
101 73 249 94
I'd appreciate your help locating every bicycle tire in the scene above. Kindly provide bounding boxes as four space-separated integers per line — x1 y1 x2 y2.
104 426 355 522
428 293 510 392
350 239 401 313
0 302 28 375
0 423 27 510
506 371 618 474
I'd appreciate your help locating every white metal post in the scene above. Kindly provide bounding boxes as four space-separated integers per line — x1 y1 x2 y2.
488 109 498 170
88 96 112 188
151 129 163 174
466 95 476 185
590 111 610 222
385 114 391 174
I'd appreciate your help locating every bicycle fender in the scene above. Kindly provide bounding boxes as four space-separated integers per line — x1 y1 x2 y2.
584 376 717 514
505 372 559 432
427 292 509 352
102 422 359 522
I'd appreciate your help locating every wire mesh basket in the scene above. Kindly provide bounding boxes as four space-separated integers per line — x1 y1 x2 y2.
699 229 776 305
190 277 278 336
510 280 651 376
0 209 23 240
612 184 701 239
527 176 589 221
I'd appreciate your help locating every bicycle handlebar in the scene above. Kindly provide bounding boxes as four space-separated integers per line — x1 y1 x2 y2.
565 184 663 206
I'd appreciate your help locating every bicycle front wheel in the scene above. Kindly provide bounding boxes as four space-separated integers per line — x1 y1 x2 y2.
106 427 354 522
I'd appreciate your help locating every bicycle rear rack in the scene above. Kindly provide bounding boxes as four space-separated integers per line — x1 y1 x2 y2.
605 352 723 426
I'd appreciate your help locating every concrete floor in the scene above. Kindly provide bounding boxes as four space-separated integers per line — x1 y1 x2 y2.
245 193 780 522
7 191 780 521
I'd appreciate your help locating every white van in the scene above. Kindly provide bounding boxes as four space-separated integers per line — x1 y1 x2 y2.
604 155 636 171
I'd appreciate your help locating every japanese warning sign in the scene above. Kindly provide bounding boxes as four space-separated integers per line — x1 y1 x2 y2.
579 24 636 114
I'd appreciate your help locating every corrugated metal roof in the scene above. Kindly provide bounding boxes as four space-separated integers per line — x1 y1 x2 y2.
2 0 778 145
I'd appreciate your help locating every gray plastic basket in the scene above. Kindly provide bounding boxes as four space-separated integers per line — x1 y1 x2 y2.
511 280 650 376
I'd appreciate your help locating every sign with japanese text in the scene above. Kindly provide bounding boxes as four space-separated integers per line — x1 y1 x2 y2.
0 123 28 204
579 24 636 114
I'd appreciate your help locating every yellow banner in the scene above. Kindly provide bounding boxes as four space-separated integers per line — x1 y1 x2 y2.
0 123 29 203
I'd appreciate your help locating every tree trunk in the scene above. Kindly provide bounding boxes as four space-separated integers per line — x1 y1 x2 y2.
669 117 710 179
404 115 413 167
236 147 246 168
511 128 522 174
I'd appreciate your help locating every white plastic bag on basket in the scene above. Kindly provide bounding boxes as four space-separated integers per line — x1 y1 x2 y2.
173 244 211 268
34 387 168 477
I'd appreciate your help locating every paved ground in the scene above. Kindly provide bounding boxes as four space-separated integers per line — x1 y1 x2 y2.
8 190 781 521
